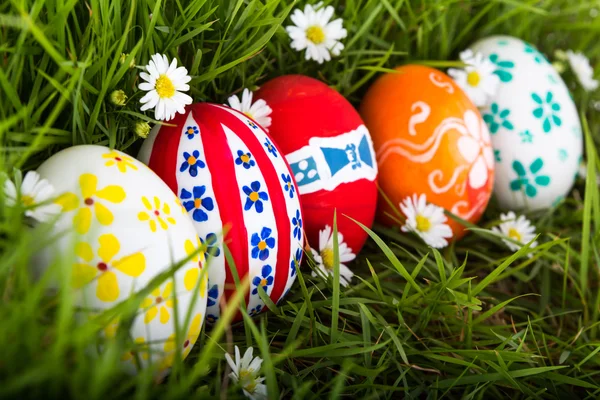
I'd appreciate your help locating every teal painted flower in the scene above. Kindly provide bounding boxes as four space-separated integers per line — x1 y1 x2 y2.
494 149 501 162
489 54 514 82
519 130 533 143
558 148 568 161
510 158 551 198
524 43 548 64
483 103 514 134
532 91 561 133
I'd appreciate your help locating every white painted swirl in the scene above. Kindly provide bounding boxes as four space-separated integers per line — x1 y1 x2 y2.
429 72 454 93
408 101 430 136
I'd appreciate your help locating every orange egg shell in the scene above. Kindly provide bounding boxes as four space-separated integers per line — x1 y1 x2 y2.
360 65 494 238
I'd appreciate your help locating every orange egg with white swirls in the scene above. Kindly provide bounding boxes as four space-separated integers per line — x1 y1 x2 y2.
360 65 495 239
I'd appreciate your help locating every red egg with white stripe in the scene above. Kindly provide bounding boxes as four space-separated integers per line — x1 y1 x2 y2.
138 103 303 322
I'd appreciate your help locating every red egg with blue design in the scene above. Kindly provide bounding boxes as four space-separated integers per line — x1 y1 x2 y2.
255 75 378 259
138 103 304 322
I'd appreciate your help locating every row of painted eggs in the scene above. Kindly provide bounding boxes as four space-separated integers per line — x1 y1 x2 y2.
34 35 581 373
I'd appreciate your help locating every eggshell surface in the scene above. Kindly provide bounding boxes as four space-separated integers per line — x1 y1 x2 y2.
360 65 494 238
138 103 303 323
255 75 378 256
470 35 582 209
36 145 208 373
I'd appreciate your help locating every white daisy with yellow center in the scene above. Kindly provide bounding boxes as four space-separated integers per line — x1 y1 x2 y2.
138 53 192 121
310 224 355 286
227 88 273 130
286 3 347 64
492 211 538 253
400 194 453 249
565 50 599 92
4 170 61 223
225 346 267 400
448 49 500 107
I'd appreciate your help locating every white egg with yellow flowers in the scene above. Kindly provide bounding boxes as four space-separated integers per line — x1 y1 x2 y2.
35 145 207 374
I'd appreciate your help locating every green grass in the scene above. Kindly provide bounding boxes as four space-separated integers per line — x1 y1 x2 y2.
2 0 600 398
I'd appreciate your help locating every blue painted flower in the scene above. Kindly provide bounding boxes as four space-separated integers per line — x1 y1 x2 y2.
243 181 269 213
282 173 295 198
264 137 278 157
510 158 551 198
489 53 514 82
235 150 256 169
206 314 218 324
207 284 218 307
292 210 302 241
180 150 206 177
290 248 302 277
247 120 258 130
249 304 263 316
483 103 514 134
251 265 274 295
184 125 199 139
180 185 214 222
532 91 561 133
201 233 221 261
251 227 275 260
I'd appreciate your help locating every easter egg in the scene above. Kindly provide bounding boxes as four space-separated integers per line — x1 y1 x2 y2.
469 35 582 209
254 75 378 256
36 145 208 373
360 65 494 238
138 103 303 323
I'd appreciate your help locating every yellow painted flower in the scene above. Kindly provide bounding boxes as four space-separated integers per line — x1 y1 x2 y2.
102 150 138 173
141 282 174 324
183 238 207 295
162 313 203 368
122 337 150 362
137 196 176 232
72 233 146 302
56 173 126 234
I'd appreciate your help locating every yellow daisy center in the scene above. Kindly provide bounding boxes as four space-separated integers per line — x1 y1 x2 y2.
240 154 250 163
467 71 481 87
258 241 267 250
306 25 325 44
243 111 254 119
240 369 257 391
21 195 35 207
508 228 522 242
249 192 259 202
155 74 175 98
320 247 334 271
415 214 431 232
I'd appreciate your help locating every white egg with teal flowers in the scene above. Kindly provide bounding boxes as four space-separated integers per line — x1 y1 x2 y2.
469 35 582 210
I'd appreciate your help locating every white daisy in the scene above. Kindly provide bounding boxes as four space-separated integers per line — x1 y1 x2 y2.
285 3 347 64
310 225 355 286
399 194 453 249
138 53 193 121
448 49 500 107
225 346 267 400
4 170 61 222
227 88 272 130
492 211 538 253
566 50 599 92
